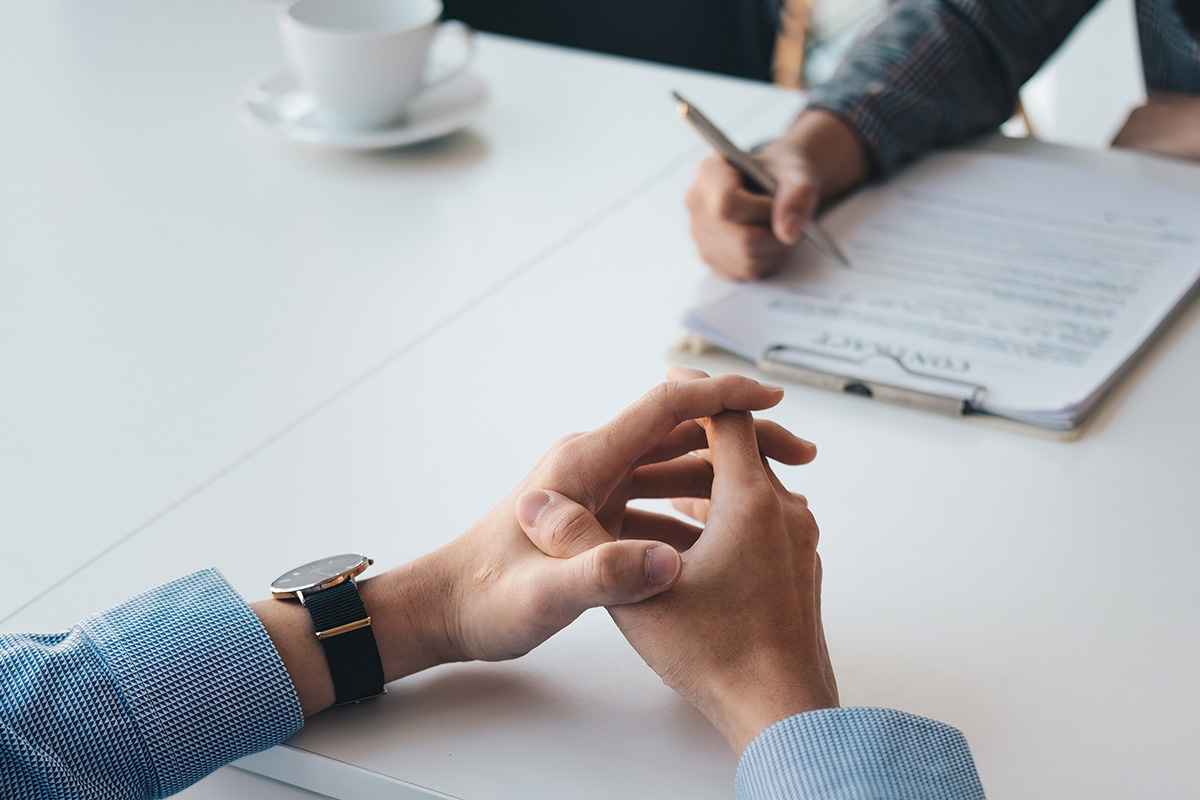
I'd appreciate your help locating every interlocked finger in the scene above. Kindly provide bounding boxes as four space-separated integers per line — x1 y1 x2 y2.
638 417 815 468
548 375 785 508
703 409 770 496
628 455 714 500
619 509 704 552
670 497 712 525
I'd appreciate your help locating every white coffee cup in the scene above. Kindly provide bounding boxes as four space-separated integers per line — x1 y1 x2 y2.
278 0 474 129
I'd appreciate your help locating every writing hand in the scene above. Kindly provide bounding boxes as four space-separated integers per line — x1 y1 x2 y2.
685 109 868 281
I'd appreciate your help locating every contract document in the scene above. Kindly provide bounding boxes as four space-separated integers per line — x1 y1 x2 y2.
684 151 1200 429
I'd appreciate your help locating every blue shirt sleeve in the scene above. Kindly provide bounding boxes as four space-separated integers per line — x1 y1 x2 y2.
736 707 986 799
0 569 304 799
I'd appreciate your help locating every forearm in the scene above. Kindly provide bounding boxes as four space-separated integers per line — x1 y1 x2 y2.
0 570 303 800
0 563 459 798
806 0 1096 174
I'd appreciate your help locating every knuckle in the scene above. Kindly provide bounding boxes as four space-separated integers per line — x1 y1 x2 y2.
552 432 584 450
712 372 743 391
542 433 585 473
554 432 586 457
742 483 781 513
793 511 820 549
547 505 598 554
544 433 589 476
714 191 738 220
645 380 679 415
583 545 624 598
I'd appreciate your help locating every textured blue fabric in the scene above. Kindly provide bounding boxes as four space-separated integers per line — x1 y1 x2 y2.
0 569 303 799
806 0 1200 174
736 707 986 799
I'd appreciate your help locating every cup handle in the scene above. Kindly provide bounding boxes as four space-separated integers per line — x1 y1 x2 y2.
422 20 476 90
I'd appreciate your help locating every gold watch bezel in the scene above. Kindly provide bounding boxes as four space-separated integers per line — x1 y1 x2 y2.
270 553 373 600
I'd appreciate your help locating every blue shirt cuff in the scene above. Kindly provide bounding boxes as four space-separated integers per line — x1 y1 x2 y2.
736 707 986 800
79 568 304 796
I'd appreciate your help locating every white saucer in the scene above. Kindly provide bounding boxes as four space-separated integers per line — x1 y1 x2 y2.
238 68 488 150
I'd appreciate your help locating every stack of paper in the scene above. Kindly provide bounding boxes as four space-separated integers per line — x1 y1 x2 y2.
685 152 1200 429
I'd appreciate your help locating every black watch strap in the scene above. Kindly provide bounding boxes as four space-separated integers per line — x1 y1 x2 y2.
301 579 385 705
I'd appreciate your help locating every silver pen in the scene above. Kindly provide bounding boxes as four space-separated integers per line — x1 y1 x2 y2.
672 91 851 267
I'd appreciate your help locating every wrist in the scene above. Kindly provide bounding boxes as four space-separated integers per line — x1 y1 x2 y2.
357 554 461 684
776 109 869 201
696 666 839 757
255 554 459 717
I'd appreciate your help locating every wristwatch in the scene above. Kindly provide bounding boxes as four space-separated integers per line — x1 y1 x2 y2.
271 553 386 705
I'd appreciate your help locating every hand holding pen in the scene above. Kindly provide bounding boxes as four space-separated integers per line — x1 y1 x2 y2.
676 93 866 281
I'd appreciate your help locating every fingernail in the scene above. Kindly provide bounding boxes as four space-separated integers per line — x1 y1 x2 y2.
646 546 681 587
757 380 785 392
783 212 804 243
800 438 816 449
517 490 551 527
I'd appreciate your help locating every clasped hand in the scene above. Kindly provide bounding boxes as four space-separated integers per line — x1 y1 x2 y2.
383 366 837 755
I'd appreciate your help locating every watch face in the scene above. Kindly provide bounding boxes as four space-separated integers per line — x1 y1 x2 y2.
272 553 370 594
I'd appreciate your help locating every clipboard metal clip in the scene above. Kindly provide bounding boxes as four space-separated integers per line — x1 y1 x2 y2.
758 344 987 417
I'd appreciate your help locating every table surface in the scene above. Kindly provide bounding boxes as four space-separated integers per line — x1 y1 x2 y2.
4 2 1200 800
0 0 778 619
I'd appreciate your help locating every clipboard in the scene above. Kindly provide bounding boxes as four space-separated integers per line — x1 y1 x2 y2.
758 342 985 417
671 335 1093 442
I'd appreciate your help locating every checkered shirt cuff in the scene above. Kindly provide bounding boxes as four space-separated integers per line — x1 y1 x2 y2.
736 707 986 799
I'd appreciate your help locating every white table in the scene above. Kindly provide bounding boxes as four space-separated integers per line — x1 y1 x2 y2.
0 0 779 620
5 2 1200 799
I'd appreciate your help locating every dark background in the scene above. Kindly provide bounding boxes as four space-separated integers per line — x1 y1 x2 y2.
442 0 782 81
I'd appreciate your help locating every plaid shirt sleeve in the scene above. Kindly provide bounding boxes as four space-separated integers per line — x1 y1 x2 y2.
736 707 986 799
0 569 304 799
806 0 1099 174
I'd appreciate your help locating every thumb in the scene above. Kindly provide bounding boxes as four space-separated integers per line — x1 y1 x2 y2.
541 538 682 616
518 489 613 559
771 172 819 245
518 490 682 610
